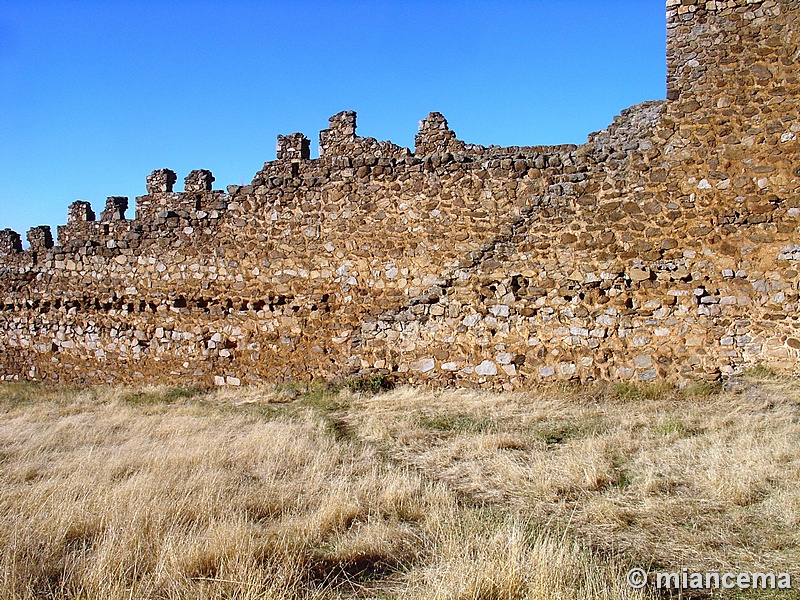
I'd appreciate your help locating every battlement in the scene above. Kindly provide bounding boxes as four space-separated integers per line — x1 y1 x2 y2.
26 226 53 252
319 110 411 161
0 0 798 388
0 229 22 255
146 169 177 194
184 170 215 193
100 197 128 221
414 112 466 156
67 201 95 223
276 133 311 161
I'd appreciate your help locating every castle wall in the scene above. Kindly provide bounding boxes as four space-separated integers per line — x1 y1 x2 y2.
0 0 798 387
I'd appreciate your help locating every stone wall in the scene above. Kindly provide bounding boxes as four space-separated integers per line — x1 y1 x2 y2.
0 0 798 387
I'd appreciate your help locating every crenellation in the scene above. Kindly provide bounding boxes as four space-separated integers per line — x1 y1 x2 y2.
415 112 466 156
0 229 22 255
319 110 411 161
1 0 798 387
184 170 215 193
146 169 178 194
67 200 96 223
318 110 356 158
135 166 224 224
26 226 53 251
276 133 311 161
99 197 129 222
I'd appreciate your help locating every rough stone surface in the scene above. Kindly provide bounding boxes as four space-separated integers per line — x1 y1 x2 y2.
0 229 22 255
145 169 177 195
184 170 215 193
67 201 95 223
1 0 799 388
99 197 128 222
276 133 311 161
475 361 498 376
26 226 53 251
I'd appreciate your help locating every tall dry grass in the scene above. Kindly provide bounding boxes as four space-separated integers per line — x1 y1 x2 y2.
0 383 643 599
0 375 798 598
344 379 800 574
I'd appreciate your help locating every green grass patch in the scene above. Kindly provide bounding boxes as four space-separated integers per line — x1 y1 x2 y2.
344 374 393 395
614 467 635 489
293 382 345 412
530 422 581 445
742 364 780 380
680 379 723 398
0 382 85 408
655 417 688 437
418 412 497 434
119 386 206 405
0 381 48 406
290 383 354 440
527 418 607 445
653 415 699 438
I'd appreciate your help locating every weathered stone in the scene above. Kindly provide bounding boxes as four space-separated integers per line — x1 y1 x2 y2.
540 366 555 378
639 369 658 381
184 170 215 193
146 169 177 194
415 112 466 156
475 360 498 376
496 352 512 365
410 358 435 373
67 200 95 223
100 197 128 221
276 133 311 161
0 229 22 255
26 226 53 251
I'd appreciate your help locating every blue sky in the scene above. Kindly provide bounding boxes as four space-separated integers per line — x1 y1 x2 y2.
0 1 665 241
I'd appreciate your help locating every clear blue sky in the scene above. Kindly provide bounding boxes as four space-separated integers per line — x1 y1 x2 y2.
0 1 665 241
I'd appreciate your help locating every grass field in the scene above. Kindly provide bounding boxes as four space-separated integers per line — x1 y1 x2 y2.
0 372 798 599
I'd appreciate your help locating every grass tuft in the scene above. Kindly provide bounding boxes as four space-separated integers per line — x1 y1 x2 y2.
680 379 723 398
344 374 394 395
118 385 206 405
653 416 694 437
742 363 781 380
418 412 497 434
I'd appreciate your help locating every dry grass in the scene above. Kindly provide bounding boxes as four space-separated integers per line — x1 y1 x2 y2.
0 376 798 599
